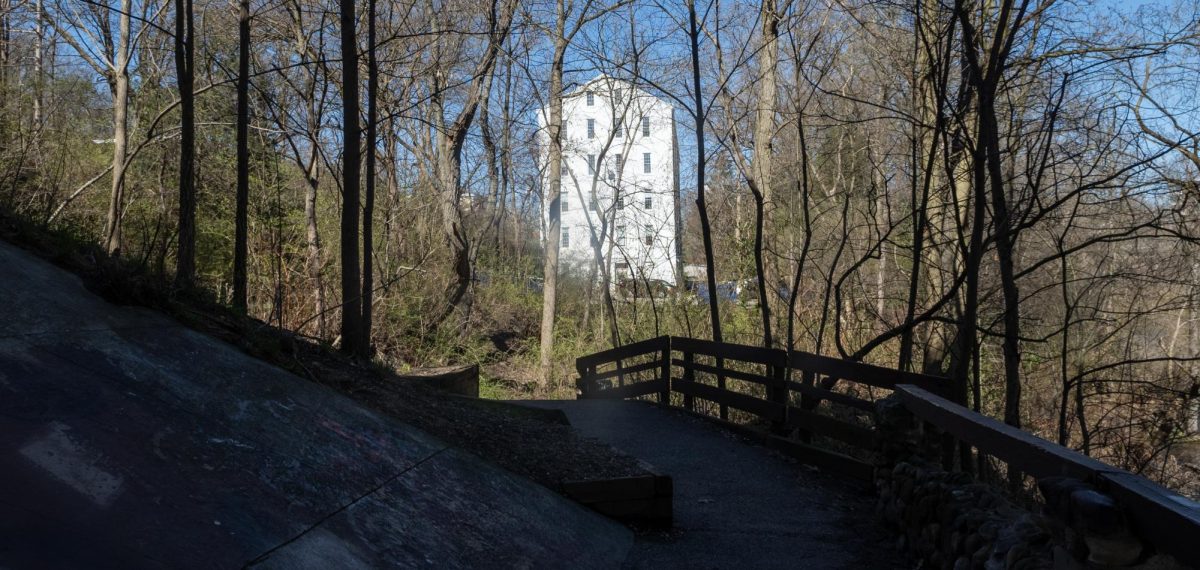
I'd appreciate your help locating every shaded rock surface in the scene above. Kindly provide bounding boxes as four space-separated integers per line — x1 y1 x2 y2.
0 240 631 568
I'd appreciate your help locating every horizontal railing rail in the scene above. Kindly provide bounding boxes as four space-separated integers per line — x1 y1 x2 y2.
575 335 669 402
576 335 669 371
791 350 943 393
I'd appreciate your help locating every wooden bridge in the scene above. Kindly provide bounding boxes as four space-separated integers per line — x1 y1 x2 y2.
574 335 1200 568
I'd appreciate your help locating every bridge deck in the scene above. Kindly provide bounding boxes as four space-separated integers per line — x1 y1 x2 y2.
517 399 910 569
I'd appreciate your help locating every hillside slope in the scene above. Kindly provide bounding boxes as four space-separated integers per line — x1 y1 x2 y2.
0 240 631 568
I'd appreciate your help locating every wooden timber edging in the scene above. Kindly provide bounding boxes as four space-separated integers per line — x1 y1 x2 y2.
561 462 673 527
895 384 1200 568
398 364 479 398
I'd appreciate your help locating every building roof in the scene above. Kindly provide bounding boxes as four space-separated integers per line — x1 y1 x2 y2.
564 74 665 106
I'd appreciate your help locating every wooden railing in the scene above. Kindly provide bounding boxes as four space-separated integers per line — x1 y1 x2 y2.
574 337 1200 567
575 335 945 479
896 385 1200 568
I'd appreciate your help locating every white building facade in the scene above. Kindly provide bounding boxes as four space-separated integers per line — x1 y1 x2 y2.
540 76 679 287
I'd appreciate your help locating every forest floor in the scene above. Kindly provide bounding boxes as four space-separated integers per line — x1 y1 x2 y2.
0 214 647 492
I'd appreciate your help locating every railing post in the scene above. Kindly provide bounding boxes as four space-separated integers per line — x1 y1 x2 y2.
716 354 728 420
576 360 592 399
682 351 695 411
769 361 786 435
659 337 671 406
797 369 814 443
715 352 724 420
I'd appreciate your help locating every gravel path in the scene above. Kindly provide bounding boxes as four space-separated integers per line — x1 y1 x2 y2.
519 399 913 570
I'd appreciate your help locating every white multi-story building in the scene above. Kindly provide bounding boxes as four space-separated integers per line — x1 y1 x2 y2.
540 75 679 287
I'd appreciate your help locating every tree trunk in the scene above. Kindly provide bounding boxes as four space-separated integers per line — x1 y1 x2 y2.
103 0 133 256
496 56 513 254
957 0 1028 429
954 95 985 414
1057 250 1073 445
0 0 7 89
689 0 722 344
361 0 377 353
304 157 327 338
752 0 780 348
898 0 952 371
748 178 771 348
296 13 327 339
671 111 684 287
754 0 780 207
338 0 364 355
233 0 250 310
985 100 1022 430
32 0 43 127
434 136 472 328
175 0 196 288
785 112 812 353
539 31 566 385
479 55 501 254
430 0 510 330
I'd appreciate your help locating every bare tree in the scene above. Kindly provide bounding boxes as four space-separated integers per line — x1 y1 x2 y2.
232 0 250 310
339 0 364 355
361 0 378 351
538 0 624 384
256 0 332 338
429 0 514 331
688 0 722 344
47 0 143 254
955 0 1031 427
174 0 195 288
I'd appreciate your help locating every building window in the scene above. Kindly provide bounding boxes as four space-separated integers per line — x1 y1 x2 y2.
643 196 652 209
616 225 626 244
587 154 595 175
616 196 624 210
643 152 651 173
642 116 650 137
609 154 622 181
562 226 570 248
586 91 594 106
615 88 625 102
587 118 595 139
615 154 623 170
643 225 654 246
615 122 623 138
561 198 569 212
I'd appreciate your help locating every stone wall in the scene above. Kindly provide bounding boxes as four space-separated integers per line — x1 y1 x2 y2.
876 460 1054 570
874 397 1190 570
